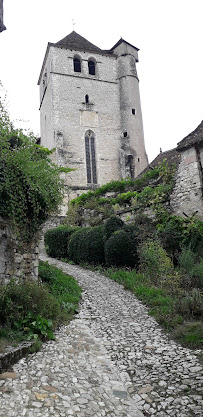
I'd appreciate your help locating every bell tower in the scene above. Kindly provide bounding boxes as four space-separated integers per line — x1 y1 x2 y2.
111 39 148 178
38 32 148 205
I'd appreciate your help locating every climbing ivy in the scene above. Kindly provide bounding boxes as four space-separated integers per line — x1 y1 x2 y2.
0 89 71 243
69 160 176 216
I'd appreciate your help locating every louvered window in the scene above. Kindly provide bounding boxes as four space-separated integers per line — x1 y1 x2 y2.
85 130 97 184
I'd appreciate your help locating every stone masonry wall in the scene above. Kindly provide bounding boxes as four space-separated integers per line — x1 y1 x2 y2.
0 217 39 285
170 146 203 219
40 46 121 188
39 38 149 189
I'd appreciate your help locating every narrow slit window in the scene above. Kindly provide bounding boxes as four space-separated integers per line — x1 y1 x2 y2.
88 60 96 75
124 131 128 137
85 130 97 184
85 94 89 104
73 57 81 72
132 108 136 115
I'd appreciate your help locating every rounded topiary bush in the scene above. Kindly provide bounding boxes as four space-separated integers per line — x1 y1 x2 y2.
44 225 80 259
103 215 124 242
69 225 105 265
104 229 138 267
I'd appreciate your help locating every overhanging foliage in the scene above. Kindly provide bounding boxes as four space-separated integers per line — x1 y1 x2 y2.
0 89 71 242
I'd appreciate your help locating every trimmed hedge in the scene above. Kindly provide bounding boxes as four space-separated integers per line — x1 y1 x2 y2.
68 225 105 265
104 229 138 267
44 225 79 259
103 215 124 241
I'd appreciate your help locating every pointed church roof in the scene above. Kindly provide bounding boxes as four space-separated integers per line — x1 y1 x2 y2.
54 31 103 54
38 31 138 84
110 37 139 52
177 121 203 150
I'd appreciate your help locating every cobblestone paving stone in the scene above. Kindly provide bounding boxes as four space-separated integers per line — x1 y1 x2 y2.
1 255 202 416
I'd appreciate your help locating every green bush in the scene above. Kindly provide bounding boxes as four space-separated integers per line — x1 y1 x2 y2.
68 225 105 265
176 289 203 319
0 279 60 328
103 215 124 241
0 262 81 343
138 239 175 286
178 247 197 274
178 248 203 289
0 93 71 243
13 313 55 341
104 229 138 267
130 214 156 242
157 215 203 260
191 259 203 288
44 225 80 259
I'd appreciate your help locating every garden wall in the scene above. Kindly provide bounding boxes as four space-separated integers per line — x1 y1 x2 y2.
0 217 39 285
170 146 203 220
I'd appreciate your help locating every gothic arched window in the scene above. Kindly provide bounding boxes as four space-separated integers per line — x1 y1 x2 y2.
85 130 97 184
73 56 81 72
88 59 96 75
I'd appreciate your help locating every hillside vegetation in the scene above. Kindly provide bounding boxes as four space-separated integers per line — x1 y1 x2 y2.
0 262 81 351
67 160 176 227
45 162 203 349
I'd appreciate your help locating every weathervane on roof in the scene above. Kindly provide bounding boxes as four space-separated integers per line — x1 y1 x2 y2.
72 19 76 31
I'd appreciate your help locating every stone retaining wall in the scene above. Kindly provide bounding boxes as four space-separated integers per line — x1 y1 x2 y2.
170 146 203 219
0 341 34 374
0 217 39 284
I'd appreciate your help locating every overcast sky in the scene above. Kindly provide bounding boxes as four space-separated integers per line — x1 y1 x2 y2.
0 0 202 162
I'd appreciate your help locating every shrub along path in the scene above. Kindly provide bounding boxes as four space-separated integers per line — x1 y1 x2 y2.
1 255 202 417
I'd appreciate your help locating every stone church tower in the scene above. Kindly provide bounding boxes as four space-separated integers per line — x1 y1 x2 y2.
38 31 148 201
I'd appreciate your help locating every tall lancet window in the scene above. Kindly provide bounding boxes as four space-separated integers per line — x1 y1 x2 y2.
85 130 97 184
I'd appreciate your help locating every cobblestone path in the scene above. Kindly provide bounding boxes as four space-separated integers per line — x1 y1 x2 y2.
0 255 202 417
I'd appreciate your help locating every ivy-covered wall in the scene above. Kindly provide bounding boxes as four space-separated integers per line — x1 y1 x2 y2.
66 160 175 227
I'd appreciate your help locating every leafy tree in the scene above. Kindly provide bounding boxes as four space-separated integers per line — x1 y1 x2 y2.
0 86 71 243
